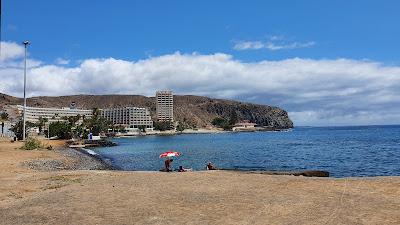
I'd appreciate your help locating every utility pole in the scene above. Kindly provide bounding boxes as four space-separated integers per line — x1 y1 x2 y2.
22 41 30 141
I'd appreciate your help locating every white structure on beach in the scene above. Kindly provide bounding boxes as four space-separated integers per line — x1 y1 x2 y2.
156 90 174 121
100 107 153 129
232 120 257 131
14 105 92 122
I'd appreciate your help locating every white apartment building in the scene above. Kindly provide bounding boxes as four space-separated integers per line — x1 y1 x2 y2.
100 107 153 129
15 105 92 122
156 90 173 121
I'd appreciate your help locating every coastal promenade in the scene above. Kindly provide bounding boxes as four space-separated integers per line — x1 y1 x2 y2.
0 141 399 225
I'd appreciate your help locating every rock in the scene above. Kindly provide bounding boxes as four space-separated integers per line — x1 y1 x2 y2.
200 101 293 129
296 170 330 177
84 139 118 147
241 170 330 177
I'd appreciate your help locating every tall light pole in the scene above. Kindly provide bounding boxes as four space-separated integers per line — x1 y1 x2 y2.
22 41 30 141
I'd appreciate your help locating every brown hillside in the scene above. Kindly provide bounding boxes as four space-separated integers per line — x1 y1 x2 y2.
0 93 293 129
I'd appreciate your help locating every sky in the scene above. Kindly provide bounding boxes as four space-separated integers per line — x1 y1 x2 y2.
1 0 400 126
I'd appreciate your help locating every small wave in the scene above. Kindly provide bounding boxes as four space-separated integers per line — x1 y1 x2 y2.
81 148 98 156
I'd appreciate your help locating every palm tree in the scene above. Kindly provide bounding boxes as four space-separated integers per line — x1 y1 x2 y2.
76 114 81 123
92 108 100 119
1 112 9 134
37 116 48 135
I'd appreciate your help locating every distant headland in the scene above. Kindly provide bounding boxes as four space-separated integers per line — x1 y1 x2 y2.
0 92 293 130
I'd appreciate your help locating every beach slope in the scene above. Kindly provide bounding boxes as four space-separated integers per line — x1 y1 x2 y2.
0 141 399 225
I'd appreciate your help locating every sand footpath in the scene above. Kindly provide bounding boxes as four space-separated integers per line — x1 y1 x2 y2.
0 140 399 225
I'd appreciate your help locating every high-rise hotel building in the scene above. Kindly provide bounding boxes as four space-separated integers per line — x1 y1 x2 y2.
100 107 153 129
156 90 174 121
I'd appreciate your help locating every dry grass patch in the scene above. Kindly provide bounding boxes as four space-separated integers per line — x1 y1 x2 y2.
41 174 82 190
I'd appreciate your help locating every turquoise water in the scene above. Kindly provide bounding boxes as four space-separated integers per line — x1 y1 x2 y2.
94 125 400 177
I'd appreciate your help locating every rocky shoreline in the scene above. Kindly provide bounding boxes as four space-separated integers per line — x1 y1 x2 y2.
22 147 114 171
57 146 329 177
18 137 326 176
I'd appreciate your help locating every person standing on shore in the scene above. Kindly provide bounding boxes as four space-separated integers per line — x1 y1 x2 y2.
159 151 180 172
164 158 173 172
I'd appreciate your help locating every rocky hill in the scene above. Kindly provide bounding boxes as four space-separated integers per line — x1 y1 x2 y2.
0 93 293 129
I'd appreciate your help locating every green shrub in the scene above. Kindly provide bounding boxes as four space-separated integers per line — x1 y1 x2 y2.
176 122 185 132
10 121 36 140
212 117 227 127
49 121 72 139
21 137 44 150
212 117 233 131
154 121 173 131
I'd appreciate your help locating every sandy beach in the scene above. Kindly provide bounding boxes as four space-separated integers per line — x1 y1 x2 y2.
0 140 399 225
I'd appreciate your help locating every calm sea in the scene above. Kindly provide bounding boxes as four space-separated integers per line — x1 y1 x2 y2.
93 125 400 177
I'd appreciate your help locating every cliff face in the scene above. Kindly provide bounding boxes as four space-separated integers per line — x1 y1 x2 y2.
0 93 293 129
174 96 293 129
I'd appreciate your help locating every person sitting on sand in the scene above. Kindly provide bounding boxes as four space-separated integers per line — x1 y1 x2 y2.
177 165 192 172
178 166 186 172
206 162 216 170
164 158 173 172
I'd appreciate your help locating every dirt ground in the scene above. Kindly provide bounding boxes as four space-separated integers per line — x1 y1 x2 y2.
0 141 399 225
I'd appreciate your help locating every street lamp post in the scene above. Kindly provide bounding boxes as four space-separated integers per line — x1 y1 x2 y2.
22 41 30 141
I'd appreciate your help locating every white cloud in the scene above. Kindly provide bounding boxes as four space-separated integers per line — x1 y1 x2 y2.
233 36 315 51
55 58 70 65
0 41 42 68
0 41 25 61
1 42 400 126
233 41 265 50
234 40 315 51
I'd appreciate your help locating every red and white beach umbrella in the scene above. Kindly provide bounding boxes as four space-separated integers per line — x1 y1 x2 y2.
159 151 181 158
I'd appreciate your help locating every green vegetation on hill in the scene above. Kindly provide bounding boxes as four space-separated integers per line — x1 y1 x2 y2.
212 117 233 130
154 121 173 131
211 110 239 130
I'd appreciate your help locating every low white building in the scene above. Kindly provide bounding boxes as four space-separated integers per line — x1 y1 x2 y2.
100 107 153 129
232 120 257 131
15 105 92 122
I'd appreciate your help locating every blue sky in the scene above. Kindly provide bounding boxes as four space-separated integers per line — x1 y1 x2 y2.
4 0 400 63
1 0 400 126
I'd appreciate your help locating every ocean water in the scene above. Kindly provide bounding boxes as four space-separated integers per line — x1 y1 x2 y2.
93 125 400 177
